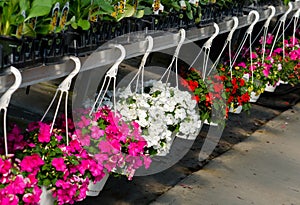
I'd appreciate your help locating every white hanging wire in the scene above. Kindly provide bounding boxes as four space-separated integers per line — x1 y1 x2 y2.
277 4 299 43
126 36 154 94
249 33 254 84
201 23 220 80
261 6 276 64
189 22 223 78
241 24 265 59
41 56 81 145
160 29 186 88
90 44 126 116
0 67 22 156
230 11 259 69
292 8 300 49
269 2 293 59
229 10 260 84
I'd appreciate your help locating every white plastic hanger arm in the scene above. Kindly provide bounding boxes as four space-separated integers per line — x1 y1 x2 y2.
126 36 154 93
246 10 260 34
92 44 126 114
0 67 22 156
202 23 219 80
262 6 276 63
227 17 239 42
41 56 81 145
161 29 186 87
264 6 276 28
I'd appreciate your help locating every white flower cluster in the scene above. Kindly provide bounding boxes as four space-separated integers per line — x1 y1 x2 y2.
117 80 201 156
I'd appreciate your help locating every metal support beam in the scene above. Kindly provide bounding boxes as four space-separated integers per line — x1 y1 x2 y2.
0 2 299 93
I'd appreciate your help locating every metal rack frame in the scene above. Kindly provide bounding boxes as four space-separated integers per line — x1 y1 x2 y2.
0 2 299 93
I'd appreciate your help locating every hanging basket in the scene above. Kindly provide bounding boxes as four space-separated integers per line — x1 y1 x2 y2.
86 174 110 196
250 91 260 102
264 83 277 92
279 79 288 85
229 105 242 114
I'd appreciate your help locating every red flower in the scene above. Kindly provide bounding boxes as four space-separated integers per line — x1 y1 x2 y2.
205 95 211 106
241 93 250 103
225 107 229 118
193 95 200 102
237 96 242 105
240 78 245 87
227 96 234 103
188 80 199 92
180 78 189 88
231 78 237 85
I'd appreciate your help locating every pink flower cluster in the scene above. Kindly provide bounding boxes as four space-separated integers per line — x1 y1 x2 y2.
0 155 42 205
1 120 107 205
51 137 105 204
75 106 152 180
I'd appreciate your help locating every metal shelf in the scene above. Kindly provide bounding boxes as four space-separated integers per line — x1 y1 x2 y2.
0 2 299 93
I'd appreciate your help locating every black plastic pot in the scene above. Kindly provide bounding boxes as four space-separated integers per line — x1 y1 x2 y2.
41 33 65 65
198 4 215 27
0 36 23 72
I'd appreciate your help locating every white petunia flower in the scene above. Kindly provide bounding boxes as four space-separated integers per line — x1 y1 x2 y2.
116 79 202 155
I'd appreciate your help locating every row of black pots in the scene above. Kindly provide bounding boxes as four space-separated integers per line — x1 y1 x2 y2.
0 2 266 73
0 34 66 73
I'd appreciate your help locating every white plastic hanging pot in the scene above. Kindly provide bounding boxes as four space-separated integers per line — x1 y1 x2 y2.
39 186 55 205
279 79 288 85
86 174 109 196
264 83 276 92
250 91 260 102
229 105 243 114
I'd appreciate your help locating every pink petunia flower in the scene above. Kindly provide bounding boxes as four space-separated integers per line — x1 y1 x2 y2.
237 62 247 68
273 48 283 54
90 126 105 140
20 154 44 172
128 141 147 156
52 158 66 172
249 65 257 71
0 158 12 175
250 52 258 59
263 68 270 77
289 50 299 61
38 122 51 143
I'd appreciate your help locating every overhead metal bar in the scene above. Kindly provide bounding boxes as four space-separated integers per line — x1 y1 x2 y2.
0 2 299 93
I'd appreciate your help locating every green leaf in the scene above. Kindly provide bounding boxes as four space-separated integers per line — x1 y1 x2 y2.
124 5 135 18
25 0 52 21
185 1 192 11
51 178 57 185
78 18 90 30
143 7 153 15
19 0 29 12
15 14 25 25
171 2 181 11
43 179 51 187
186 10 193 20
135 9 144 18
99 0 115 13
284 0 290 5
54 147 62 155
22 23 36 37
42 164 51 171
